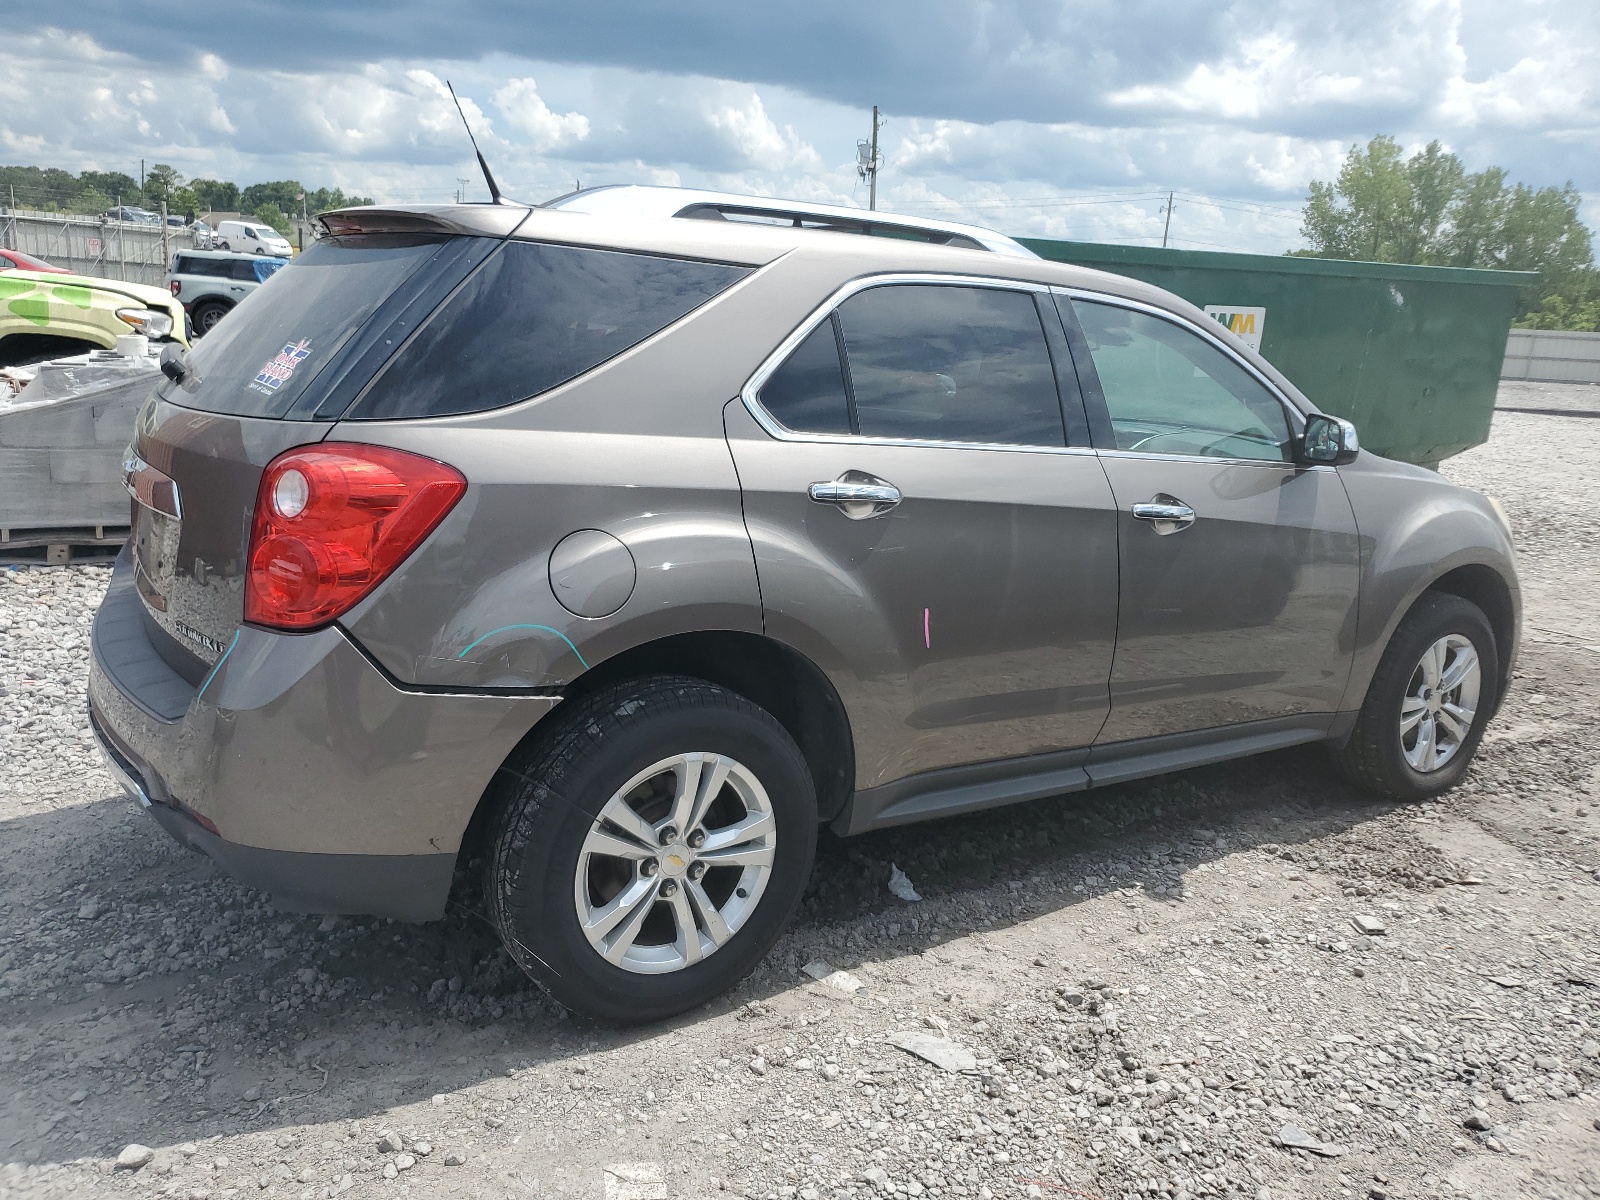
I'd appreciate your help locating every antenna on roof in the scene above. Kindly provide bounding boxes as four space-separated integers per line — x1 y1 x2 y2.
446 80 504 205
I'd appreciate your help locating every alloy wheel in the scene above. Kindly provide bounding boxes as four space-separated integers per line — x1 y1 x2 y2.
573 752 776 974
1400 634 1481 773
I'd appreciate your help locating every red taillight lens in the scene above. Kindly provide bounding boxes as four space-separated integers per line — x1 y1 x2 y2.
244 443 466 630
170 279 181 296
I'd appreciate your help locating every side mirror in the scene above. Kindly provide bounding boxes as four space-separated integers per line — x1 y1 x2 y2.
1300 413 1359 465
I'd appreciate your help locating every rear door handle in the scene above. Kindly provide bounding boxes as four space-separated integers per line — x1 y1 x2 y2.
808 475 901 519
1131 497 1195 534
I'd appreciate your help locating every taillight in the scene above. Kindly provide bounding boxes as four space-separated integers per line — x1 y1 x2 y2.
170 280 181 296
244 443 466 630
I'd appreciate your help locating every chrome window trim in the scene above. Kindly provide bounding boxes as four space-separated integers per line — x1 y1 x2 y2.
1095 447 1333 472
740 271 1093 454
1050 285 1310 436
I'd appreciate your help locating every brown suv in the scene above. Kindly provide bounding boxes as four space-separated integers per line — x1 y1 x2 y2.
90 198 1518 1021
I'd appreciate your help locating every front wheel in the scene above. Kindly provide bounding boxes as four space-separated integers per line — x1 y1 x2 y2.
1335 592 1499 800
191 300 231 335
486 676 817 1023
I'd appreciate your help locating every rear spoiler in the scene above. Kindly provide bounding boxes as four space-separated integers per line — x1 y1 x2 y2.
315 204 531 241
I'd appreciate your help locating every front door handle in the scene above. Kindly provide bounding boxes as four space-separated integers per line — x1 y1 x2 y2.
808 473 901 520
1131 496 1195 535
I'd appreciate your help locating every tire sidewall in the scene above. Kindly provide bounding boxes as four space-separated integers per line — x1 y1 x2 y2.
1371 597 1499 795
494 685 816 1022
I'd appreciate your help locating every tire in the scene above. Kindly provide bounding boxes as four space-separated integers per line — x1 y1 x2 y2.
191 300 231 336
486 675 817 1023
217 240 230 251
1336 592 1499 800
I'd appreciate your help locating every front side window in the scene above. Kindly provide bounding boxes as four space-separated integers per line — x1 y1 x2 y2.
835 284 1064 446
1072 300 1292 462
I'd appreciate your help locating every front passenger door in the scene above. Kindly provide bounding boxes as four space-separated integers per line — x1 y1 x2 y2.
1059 294 1361 746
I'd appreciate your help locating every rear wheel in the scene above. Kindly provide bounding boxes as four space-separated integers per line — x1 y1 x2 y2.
486 675 817 1023
1336 592 1498 800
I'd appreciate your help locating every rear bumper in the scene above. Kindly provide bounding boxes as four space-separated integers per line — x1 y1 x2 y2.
91 713 457 919
88 554 560 920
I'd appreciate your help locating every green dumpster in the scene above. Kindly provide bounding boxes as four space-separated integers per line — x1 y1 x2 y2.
1018 239 1537 466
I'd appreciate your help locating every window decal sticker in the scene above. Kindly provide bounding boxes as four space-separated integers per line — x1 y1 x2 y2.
250 338 311 395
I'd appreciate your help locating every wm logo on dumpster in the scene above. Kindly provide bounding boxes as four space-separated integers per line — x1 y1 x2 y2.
1203 305 1266 353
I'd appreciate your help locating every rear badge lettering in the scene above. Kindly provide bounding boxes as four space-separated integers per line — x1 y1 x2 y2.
249 338 312 395
172 619 226 656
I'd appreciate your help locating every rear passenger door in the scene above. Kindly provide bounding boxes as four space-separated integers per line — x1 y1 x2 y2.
724 277 1120 792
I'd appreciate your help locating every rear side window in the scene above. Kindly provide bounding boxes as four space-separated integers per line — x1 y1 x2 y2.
348 240 751 420
836 284 1064 446
166 236 451 418
757 318 852 435
177 256 227 278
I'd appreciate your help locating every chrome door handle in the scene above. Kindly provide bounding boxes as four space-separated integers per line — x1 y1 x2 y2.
1131 497 1195 534
809 481 901 504
808 475 901 519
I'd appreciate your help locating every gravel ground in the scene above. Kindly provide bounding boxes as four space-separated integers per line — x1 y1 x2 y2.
2 381 1598 1200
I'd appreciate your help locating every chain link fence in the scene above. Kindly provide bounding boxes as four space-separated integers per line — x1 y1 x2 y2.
1 207 200 288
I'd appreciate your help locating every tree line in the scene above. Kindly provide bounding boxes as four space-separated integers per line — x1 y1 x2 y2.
1299 136 1597 331
0 163 373 238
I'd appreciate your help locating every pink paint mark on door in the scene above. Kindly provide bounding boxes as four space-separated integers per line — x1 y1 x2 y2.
923 607 931 649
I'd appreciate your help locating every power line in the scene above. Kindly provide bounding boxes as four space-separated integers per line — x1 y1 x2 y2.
900 191 1169 212
896 187 1307 219
1173 191 1304 216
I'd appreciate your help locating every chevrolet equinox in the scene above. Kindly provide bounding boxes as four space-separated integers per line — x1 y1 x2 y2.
90 200 1520 1021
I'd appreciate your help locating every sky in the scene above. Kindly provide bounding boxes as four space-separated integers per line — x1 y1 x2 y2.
3 1 1596 255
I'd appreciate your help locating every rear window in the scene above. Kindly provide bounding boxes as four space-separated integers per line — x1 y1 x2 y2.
346 240 751 420
166 236 450 418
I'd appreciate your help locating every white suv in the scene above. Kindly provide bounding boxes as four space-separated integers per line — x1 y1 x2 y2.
166 249 289 335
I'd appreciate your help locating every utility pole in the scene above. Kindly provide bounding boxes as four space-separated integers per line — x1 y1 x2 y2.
140 160 145 207
160 200 169 272
456 178 470 204
1161 191 1175 248
857 106 882 210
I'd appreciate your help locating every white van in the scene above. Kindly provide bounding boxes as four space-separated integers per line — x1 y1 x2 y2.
214 220 294 257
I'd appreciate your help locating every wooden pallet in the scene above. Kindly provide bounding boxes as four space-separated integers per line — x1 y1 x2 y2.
0 524 128 566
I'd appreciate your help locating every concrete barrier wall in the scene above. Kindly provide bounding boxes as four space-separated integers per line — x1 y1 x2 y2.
1502 328 1600 385
1 208 199 288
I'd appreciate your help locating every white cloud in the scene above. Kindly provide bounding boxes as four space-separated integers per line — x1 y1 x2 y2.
493 77 590 151
704 92 819 173
0 6 1595 247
